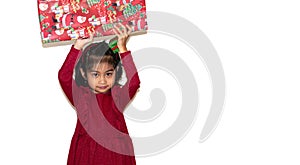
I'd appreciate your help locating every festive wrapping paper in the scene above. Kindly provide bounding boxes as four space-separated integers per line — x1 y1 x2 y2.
37 0 148 47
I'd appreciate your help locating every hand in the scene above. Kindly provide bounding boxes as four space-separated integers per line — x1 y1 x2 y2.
73 33 94 50
112 23 132 53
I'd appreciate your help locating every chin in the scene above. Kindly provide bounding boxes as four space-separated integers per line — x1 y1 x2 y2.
98 90 109 94
95 88 111 94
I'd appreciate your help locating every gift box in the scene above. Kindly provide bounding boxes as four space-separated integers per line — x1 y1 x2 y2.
37 0 148 47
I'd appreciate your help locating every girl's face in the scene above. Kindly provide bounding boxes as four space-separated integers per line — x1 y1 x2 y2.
82 62 116 94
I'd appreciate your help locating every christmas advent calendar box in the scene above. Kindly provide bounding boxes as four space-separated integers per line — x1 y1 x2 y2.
37 0 147 47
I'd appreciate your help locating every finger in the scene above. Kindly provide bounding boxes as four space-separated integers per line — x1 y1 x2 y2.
87 34 94 42
112 28 121 38
118 23 128 35
89 31 95 39
82 32 94 41
125 24 132 35
88 36 94 43
113 24 123 36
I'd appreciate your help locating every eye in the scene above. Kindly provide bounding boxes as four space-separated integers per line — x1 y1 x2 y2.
91 72 99 77
106 72 113 77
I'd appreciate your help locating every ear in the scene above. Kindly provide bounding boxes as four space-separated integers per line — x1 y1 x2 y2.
80 68 87 80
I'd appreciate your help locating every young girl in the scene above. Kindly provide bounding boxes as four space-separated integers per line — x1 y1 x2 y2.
58 24 140 165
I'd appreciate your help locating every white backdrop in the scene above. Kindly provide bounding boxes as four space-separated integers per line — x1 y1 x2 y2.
0 0 300 164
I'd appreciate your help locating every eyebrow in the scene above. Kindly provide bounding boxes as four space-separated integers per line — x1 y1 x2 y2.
105 69 114 73
89 69 114 73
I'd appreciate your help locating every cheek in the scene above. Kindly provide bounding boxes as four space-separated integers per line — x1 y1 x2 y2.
86 76 97 86
86 76 95 83
87 80 96 87
109 74 116 85
109 76 116 84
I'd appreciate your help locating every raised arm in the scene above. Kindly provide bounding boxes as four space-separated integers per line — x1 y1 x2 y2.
58 37 93 105
113 50 140 111
58 46 80 105
112 23 140 111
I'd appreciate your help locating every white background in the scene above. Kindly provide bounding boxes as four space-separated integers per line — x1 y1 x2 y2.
1 0 300 164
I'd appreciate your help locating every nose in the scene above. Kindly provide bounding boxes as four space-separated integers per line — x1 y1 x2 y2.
98 76 106 84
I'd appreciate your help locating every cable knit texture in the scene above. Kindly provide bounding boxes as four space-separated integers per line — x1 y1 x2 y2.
58 46 140 165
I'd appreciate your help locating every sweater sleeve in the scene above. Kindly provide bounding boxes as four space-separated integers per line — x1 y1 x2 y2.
112 51 141 112
58 45 81 105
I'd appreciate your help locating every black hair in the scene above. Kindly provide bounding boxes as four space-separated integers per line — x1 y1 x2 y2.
74 41 123 87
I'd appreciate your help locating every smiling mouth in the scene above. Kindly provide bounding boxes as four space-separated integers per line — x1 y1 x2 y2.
97 86 109 90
